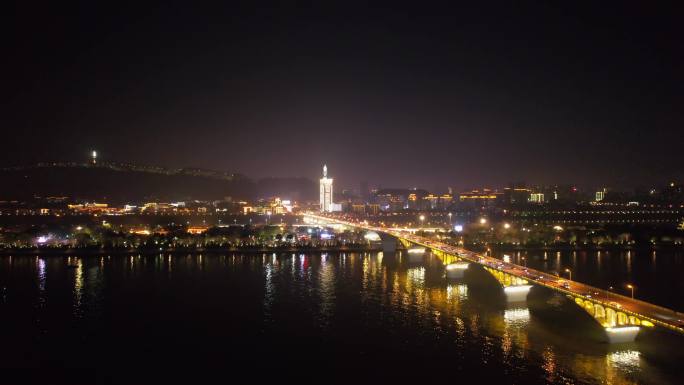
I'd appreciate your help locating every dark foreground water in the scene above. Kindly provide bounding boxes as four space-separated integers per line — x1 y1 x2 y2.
1 251 683 384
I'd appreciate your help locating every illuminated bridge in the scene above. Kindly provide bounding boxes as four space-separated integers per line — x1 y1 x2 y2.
304 213 684 343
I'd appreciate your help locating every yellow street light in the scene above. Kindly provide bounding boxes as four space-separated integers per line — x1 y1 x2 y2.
564 268 572 281
503 223 511 229
479 218 487 225
627 284 634 299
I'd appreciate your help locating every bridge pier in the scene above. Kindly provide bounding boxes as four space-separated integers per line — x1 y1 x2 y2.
378 233 398 253
568 295 650 343
446 262 469 279
605 326 640 343
503 285 532 303
382 238 397 253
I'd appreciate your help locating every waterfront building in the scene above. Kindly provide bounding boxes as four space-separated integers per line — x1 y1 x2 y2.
504 183 531 204
529 193 545 203
596 188 607 202
367 204 380 215
319 164 333 212
424 194 439 209
458 189 502 208
374 189 410 211
439 194 453 209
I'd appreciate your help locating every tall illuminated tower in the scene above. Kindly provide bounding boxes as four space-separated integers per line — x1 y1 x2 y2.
319 164 333 212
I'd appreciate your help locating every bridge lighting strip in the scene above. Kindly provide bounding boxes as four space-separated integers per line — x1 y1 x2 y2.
605 326 640 333
407 248 426 254
503 285 532 293
446 263 469 270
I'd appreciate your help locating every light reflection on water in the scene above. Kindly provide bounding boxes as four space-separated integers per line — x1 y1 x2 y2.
73 257 83 318
607 350 640 373
504 307 530 325
0 252 682 383
317 253 335 329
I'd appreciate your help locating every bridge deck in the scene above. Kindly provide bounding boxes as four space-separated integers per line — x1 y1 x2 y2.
307 214 684 335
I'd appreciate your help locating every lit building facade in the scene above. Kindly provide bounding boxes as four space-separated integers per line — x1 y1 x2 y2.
319 164 333 212
458 189 502 208
596 188 607 202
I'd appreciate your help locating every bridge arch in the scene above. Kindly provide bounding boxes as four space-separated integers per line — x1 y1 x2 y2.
568 295 654 343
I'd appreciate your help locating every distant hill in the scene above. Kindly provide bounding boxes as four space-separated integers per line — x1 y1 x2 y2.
0 163 317 203
256 177 317 202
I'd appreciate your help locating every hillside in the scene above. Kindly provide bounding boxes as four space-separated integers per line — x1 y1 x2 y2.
0 164 317 203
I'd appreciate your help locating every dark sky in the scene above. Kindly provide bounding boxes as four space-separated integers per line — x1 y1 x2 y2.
7 1 684 191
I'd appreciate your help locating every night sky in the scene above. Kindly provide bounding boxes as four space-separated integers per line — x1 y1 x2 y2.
7 2 683 191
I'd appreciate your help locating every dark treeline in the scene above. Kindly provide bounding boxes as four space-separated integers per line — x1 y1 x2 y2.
0 223 375 253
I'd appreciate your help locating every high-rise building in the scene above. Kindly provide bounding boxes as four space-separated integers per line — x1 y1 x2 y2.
319 164 333 212
595 188 607 202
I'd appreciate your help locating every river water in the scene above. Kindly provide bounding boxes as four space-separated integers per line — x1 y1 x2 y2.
1 251 682 384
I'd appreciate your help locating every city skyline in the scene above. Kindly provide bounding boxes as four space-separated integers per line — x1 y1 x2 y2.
6 152 680 195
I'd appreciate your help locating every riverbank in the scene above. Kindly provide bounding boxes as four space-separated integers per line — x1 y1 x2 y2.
3 243 683 256
0 245 382 256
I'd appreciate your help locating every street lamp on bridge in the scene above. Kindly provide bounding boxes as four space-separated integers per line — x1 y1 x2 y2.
627 284 635 299
564 268 572 281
